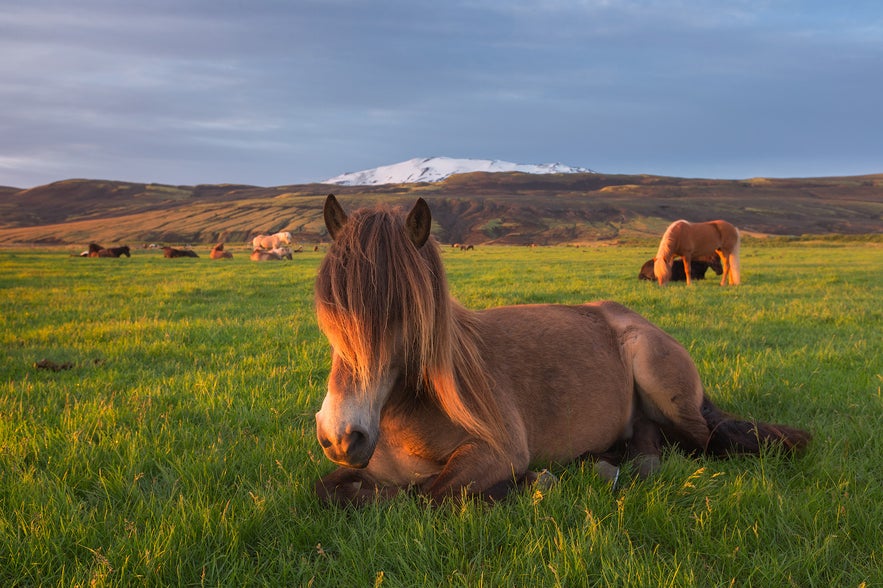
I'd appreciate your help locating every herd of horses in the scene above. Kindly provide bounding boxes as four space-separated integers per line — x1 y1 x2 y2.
80 197 805 508
81 231 300 262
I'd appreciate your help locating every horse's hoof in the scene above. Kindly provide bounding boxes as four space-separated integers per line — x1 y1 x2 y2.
594 460 620 483
533 469 558 490
634 455 661 479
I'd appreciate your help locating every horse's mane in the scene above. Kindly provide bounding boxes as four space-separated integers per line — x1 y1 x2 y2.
653 219 688 281
655 220 689 263
315 204 508 454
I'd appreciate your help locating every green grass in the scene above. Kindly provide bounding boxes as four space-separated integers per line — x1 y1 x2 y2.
1 243 881 586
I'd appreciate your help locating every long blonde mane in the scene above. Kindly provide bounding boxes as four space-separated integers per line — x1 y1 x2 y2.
314 204 508 454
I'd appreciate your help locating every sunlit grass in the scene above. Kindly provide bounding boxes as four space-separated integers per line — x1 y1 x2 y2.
0 243 880 586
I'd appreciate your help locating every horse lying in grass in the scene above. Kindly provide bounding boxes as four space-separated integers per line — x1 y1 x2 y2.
210 243 233 259
639 255 723 282
654 219 741 286
250 247 292 261
313 195 810 506
86 244 131 257
162 246 198 258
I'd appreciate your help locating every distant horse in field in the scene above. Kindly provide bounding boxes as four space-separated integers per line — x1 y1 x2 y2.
252 231 292 251
210 243 233 259
83 243 104 256
312 195 809 506
162 246 199 258
250 247 292 261
98 245 131 258
654 220 741 286
87 244 130 258
639 255 722 282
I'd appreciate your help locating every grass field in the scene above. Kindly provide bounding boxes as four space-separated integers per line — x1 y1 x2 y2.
1 242 881 587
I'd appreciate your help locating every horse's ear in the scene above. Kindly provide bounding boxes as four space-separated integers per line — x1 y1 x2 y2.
405 198 432 248
323 194 347 241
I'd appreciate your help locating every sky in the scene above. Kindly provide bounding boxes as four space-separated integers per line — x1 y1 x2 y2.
2 0 882 188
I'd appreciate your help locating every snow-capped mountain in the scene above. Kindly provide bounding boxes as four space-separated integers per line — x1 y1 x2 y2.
323 157 594 186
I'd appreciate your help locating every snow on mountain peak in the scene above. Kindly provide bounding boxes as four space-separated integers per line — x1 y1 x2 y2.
322 157 594 186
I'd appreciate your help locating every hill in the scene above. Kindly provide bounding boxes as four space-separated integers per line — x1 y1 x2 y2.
0 173 881 246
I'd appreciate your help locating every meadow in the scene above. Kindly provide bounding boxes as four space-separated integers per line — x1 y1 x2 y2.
0 241 880 587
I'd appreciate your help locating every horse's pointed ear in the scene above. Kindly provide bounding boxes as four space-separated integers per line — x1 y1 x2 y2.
405 198 432 248
323 194 347 241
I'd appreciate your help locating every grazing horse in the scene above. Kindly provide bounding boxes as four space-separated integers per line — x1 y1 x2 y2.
252 231 293 251
162 246 199 258
654 220 741 286
210 243 233 259
313 195 809 506
639 255 723 282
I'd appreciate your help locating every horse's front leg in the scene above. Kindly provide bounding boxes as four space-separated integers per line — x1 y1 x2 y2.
315 467 402 506
682 257 693 285
424 441 530 504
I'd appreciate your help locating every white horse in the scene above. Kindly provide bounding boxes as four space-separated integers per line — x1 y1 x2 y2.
252 231 293 250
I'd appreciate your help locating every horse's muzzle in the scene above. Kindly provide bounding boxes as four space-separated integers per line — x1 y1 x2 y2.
316 420 375 469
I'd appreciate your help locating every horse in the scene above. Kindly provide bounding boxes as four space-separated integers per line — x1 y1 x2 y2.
87 244 130 257
83 243 103 256
252 231 293 251
210 243 233 259
162 246 199 258
250 247 291 261
313 195 810 506
98 245 130 258
653 220 741 286
639 255 722 282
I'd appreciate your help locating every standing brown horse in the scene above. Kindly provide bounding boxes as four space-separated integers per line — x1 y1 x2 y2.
653 220 741 286
314 195 808 506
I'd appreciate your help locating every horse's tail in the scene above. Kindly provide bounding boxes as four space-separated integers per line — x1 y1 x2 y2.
700 396 811 457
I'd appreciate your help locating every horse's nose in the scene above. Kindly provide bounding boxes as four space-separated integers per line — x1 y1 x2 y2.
316 421 373 468
339 426 369 457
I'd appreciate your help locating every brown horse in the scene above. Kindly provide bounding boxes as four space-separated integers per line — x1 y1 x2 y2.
313 195 809 506
88 244 130 257
162 246 198 258
653 220 741 286
210 243 233 259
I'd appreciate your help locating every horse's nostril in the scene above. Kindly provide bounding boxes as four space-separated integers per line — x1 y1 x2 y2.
342 427 367 453
318 435 332 449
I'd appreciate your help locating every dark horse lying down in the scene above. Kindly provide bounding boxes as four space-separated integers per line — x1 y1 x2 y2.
312 195 810 506
163 246 199 258
639 255 722 282
87 243 131 257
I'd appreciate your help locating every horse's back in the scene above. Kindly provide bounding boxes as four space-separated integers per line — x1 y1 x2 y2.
476 301 708 460
475 303 637 461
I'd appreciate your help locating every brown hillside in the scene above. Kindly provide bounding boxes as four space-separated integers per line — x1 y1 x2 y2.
0 173 880 246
